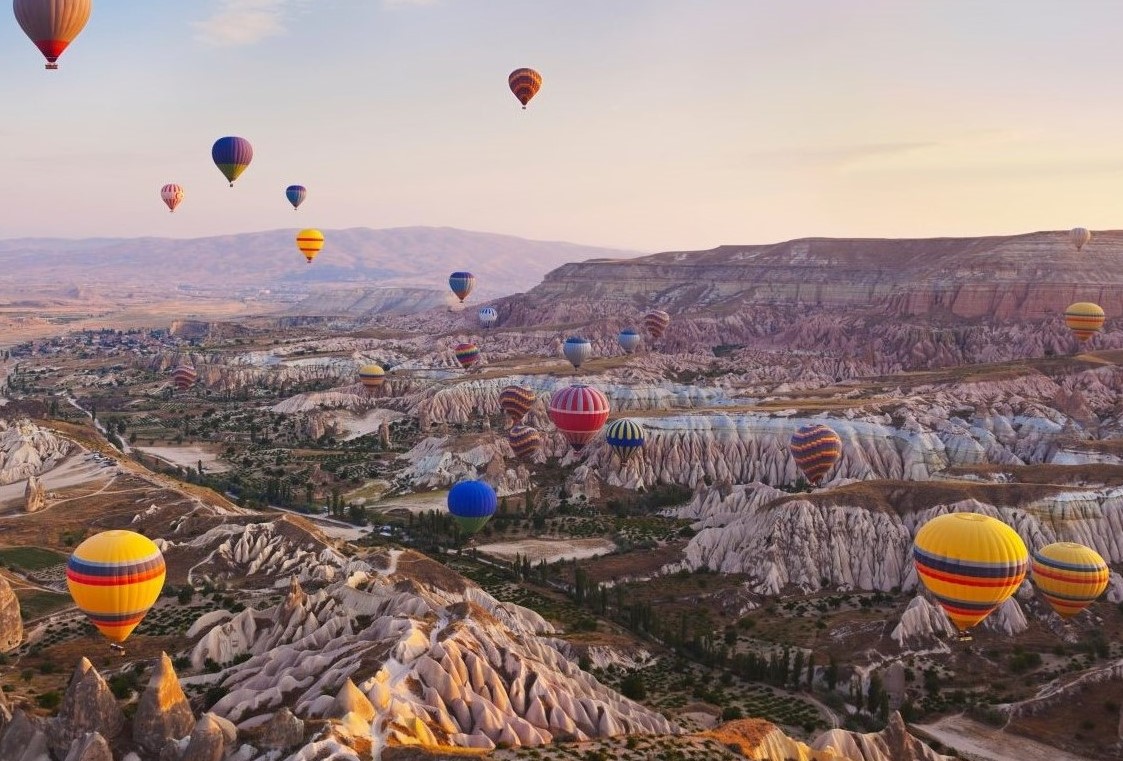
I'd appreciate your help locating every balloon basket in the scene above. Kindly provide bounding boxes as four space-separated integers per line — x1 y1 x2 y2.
46 64 58 70
955 633 973 643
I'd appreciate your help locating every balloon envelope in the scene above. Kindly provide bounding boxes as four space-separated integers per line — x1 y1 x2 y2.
548 384 610 451
508 68 542 108
1070 227 1091 251
478 307 498 328
286 185 307 210
14 0 90 69
449 272 475 303
211 136 254 186
66 530 166 643
358 364 385 389
508 424 543 460
563 337 593 369
1031 542 1109 618
296 229 324 264
454 343 480 369
789 424 842 485
160 184 184 213
644 310 671 340
171 364 197 391
1064 302 1105 341
447 480 498 534
913 512 1027 632
499 385 536 424
618 329 642 354
605 418 645 463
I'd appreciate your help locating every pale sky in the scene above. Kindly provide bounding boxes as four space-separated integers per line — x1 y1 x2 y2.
1 0 1122 251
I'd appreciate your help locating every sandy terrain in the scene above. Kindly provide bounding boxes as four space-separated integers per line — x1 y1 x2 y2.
473 538 617 564
339 409 406 441
368 491 449 515
135 445 230 473
913 715 1093 761
0 450 116 508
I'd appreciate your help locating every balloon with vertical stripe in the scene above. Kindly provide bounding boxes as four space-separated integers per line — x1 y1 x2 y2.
286 185 307 210
66 530 166 643
1069 227 1091 252
618 328 641 354
605 418 645 464
548 384 610 451
296 229 324 264
563 337 592 369
912 512 1028 633
789 424 842 486
1031 542 1109 619
499 385 536 424
160 184 184 213
508 68 542 109
211 136 254 187
478 307 498 328
449 272 475 303
1064 302 1104 341
507 424 543 461
454 342 480 369
14 0 91 69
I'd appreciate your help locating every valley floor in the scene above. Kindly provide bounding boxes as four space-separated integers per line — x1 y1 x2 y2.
914 715 1095 761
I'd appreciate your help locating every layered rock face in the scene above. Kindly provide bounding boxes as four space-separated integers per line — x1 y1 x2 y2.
0 419 71 486
0 575 22 653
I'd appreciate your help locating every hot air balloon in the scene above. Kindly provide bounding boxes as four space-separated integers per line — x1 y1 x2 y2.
644 310 671 340
14 0 90 70
66 530 166 644
296 229 324 264
789 424 843 486
211 136 254 187
548 384 610 451
508 68 542 109
478 307 498 329
171 364 197 392
1064 302 1105 341
447 480 497 535
499 385 536 424
454 342 480 369
605 418 645 464
563 337 592 370
449 272 476 303
913 512 1028 633
1031 542 1109 619
286 185 307 211
508 424 543 460
618 328 642 354
358 364 385 390
160 184 184 213
1070 227 1091 252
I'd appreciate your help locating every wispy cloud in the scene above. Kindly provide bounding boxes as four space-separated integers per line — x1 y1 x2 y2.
194 0 297 47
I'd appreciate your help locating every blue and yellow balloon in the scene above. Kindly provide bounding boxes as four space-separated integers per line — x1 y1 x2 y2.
66 530 166 644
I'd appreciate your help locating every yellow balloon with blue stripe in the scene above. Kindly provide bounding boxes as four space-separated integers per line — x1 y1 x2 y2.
913 512 1027 633
1031 542 1109 619
66 530 166 643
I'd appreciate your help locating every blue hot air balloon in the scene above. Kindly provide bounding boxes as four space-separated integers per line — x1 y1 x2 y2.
449 272 476 303
447 480 498 535
563 337 593 369
286 185 307 210
212 137 254 187
618 328 641 353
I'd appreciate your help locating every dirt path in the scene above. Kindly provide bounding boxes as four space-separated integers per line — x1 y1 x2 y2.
913 714 1094 761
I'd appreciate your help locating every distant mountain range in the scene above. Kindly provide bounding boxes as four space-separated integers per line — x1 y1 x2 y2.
0 227 641 298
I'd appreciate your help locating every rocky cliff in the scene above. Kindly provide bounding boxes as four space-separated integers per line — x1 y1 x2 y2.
0 419 71 486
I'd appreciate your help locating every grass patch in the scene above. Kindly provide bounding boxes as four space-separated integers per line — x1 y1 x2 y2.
15 590 70 620
0 547 67 571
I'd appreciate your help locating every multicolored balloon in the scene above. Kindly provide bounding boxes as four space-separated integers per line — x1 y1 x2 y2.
563 337 592 370
479 307 498 328
14 0 91 70
644 310 671 340
447 480 498 535
499 385 536 424
66 530 166 643
358 364 385 389
508 424 543 461
1064 302 1105 341
913 512 1028 633
454 342 480 369
160 184 184 213
605 418 645 464
1070 227 1091 252
618 328 641 354
1031 542 1109 619
211 136 254 187
508 68 542 109
548 384 610 451
286 185 307 211
449 272 476 303
171 364 197 392
296 229 324 264
789 424 843 486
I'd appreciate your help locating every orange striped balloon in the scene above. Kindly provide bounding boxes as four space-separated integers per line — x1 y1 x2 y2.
1064 302 1105 341
1031 542 1109 618
508 68 542 109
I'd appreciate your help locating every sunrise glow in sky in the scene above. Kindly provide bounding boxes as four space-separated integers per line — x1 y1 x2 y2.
1 1 1121 251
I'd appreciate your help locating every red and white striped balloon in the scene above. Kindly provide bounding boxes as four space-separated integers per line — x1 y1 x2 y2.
548 384 610 451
